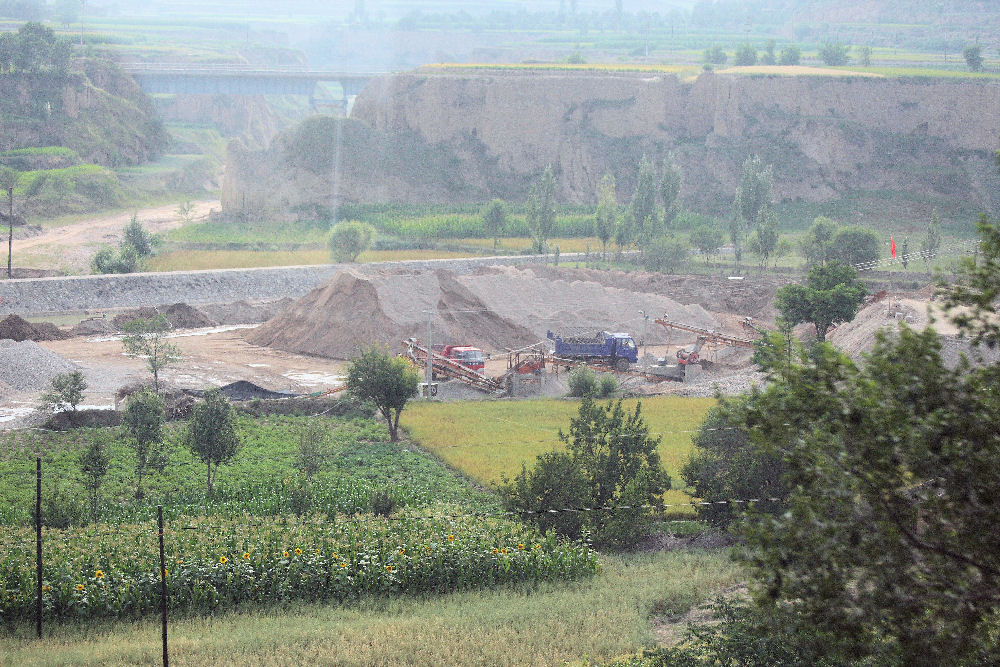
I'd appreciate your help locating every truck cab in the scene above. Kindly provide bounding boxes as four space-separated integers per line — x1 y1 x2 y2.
435 344 486 372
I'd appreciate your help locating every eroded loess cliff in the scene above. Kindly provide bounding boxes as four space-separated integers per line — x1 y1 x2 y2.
223 70 1000 219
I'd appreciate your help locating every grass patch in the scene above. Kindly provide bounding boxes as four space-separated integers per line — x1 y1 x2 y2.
401 396 716 512
0 548 742 666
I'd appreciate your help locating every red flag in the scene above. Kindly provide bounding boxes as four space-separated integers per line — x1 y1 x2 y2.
890 236 896 258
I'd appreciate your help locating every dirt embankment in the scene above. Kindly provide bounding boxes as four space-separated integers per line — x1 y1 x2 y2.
224 70 1000 216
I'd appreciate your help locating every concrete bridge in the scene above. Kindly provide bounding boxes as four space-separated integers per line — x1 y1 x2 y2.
121 63 382 103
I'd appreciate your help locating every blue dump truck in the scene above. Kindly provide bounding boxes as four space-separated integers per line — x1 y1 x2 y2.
546 330 639 371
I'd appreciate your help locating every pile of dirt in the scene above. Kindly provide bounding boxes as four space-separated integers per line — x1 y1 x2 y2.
249 266 727 360
111 303 215 330
247 269 538 359
0 340 78 391
827 299 929 360
0 314 71 342
69 316 116 336
199 298 296 325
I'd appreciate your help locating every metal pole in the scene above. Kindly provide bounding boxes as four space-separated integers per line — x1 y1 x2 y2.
35 456 42 639
158 505 168 667
425 310 433 397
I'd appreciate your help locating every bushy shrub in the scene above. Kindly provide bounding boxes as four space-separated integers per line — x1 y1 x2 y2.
598 374 618 397
567 366 598 397
681 399 787 528
501 398 670 548
328 220 375 262
642 236 689 273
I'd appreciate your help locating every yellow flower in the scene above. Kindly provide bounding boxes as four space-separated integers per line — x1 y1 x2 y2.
315 549 321 554
163 569 169 578
447 534 455 542
517 544 525 550
534 544 542 550
294 548 303 555
41 585 51 593
491 548 499 554
385 565 394 572
243 552 251 560
398 549 405 555
339 562 347 568
425 546 432 552
75 584 85 591
283 551 290 558
176 559 183 565
95 570 105 579
219 556 228 564
332 552 338 559
500 548 509 555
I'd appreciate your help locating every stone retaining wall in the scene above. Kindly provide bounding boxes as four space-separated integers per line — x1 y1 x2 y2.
0 254 582 316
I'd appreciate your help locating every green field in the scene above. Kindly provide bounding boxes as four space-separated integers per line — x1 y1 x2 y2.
0 413 599 622
401 396 717 513
0 548 742 666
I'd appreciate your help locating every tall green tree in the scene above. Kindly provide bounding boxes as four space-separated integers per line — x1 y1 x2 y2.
819 41 850 66
121 314 181 391
346 345 419 442
937 214 1000 347
775 261 867 342
121 390 165 500
734 43 757 66
501 398 669 548
527 166 556 253
659 153 682 231
79 433 109 524
631 154 659 247
760 39 776 65
732 323 1000 665
748 203 779 271
963 44 983 72
122 213 153 258
593 172 617 260
481 199 508 250
801 215 840 266
779 44 801 65
186 388 241 497
922 207 942 259
690 223 724 264
732 155 774 272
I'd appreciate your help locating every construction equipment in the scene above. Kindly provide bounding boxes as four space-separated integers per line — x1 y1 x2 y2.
654 317 757 360
432 344 485 372
403 339 505 395
546 329 638 371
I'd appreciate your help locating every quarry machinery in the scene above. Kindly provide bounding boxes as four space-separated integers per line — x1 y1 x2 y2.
546 329 638 371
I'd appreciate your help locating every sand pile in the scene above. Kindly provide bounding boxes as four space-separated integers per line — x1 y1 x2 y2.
247 269 538 358
0 340 78 391
112 303 215 330
460 266 718 344
199 298 296 325
828 299 930 360
0 314 71 342
249 266 724 360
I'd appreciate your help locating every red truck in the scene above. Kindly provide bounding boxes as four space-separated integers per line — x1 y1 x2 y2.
432 344 486 372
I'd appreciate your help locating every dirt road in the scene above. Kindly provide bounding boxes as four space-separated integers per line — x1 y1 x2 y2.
16 199 219 274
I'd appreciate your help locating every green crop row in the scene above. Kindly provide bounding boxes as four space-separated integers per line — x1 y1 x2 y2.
0 513 598 621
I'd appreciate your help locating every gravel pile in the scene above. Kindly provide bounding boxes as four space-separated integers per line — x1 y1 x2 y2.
0 340 79 391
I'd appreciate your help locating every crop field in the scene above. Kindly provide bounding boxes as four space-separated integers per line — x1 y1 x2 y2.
401 396 716 513
0 548 742 666
0 414 599 623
